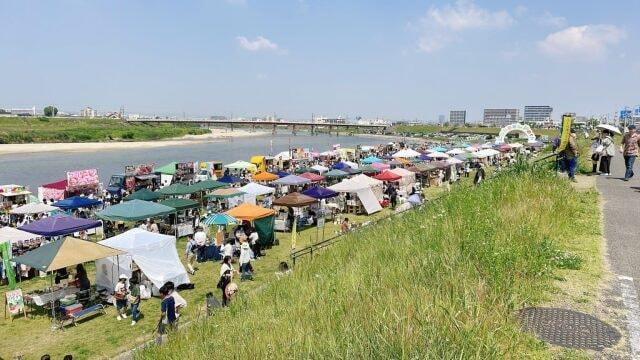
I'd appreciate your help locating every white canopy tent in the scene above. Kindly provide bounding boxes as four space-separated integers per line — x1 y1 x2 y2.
238 182 275 205
224 160 257 172
390 168 416 193
274 151 292 161
96 229 190 292
343 161 359 169
0 226 41 245
392 149 421 158
328 179 382 215
311 164 329 174
446 148 466 155
349 174 384 201
427 151 450 159
10 202 59 215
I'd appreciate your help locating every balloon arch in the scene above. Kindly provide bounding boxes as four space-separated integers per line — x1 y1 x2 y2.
495 123 536 144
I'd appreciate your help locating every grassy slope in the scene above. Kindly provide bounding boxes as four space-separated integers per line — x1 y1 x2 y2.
0 117 207 143
138 168 597 359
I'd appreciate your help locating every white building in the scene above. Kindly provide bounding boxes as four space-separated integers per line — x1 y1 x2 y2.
524 106 553 124
449 110 466 126
81 107 97 118
10 107 36 116
483 108 519 127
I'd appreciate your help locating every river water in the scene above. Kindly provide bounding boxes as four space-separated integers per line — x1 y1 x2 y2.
0 134 383 191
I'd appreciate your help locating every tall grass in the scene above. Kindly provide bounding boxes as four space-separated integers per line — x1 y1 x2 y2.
137 167 583 359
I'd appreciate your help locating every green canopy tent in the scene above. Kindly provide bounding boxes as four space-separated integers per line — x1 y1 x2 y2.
186 180 228 193
155 162 178 175
124 188 160 202
158 198 200 211
156 183 194 196
96 200 176 222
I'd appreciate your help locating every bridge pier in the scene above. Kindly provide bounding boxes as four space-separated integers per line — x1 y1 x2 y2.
272 124 277 135
230 123 234 132
310 125 315 136
292 125 296 136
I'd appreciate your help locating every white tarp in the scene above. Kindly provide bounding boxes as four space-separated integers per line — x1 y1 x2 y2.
311 164 329 173
328 179 368 193
10 202 58 215
0 226 40 245
392 149 421 158
356 188 382 214
390 168 416 193
96 229 190 292
349 174 384 201
239 182 275 206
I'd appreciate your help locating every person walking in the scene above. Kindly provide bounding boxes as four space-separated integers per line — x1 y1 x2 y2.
114 274 128 321
217 256 234 306
599 130 616 176
590 135 602 174
561 129 579 182
185 235 197 275
157 285 176 336
239 241 254 280
621 125 640 181
129 277 141 326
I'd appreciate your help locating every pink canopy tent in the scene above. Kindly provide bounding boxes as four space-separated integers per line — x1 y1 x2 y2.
371 162 390 171
38 179 68 201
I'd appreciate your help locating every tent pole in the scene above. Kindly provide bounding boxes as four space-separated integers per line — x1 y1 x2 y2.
50 272 55 327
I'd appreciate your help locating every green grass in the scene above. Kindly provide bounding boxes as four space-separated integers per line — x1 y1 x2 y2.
136 166 597 359
0 117 208 143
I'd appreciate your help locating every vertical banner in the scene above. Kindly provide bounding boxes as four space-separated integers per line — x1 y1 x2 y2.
290 218 297 251
1 242 16 290
559 114 574 151
5 289 25 319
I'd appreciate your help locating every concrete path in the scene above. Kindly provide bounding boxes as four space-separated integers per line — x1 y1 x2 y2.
597 155 640 358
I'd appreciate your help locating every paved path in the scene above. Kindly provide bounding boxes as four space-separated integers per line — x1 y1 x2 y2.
597 155 640 358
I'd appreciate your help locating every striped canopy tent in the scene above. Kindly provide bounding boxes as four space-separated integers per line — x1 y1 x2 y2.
11 237 124 273
252 171 279 182
201 213 238 226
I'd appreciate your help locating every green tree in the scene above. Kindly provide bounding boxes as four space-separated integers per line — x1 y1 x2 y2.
43 106 58 117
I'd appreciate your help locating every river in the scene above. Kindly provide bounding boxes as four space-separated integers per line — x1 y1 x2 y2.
0 133 385 191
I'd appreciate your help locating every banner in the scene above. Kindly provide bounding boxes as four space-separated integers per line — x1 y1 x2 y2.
66 169 99 190
558 114 573 151
5 289 24 318
1 242 16 290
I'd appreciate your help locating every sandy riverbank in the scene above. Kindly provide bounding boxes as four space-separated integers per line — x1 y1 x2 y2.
0 128 269 155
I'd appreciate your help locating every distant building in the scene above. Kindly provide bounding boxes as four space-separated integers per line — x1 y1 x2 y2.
438 114 446 124
449 110 466 126
314 116 346 124
10 107 36 116
210 115 228 120
81 107 97 118
524 106 553 124
483 108 519 127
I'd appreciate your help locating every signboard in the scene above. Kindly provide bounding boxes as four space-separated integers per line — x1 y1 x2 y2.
634 106 640 118
621 109 632 121
558 114 574 151
125 164 154 176
175 162 194 177
317 217 325 228
66 169 99 190
5 289 25 319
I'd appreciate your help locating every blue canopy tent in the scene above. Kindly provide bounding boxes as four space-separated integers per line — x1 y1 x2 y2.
332 162 350 170
275 170 290 178
19 215 102 237
218 175 243 184
430 146 448 153
302 186 338 199
52 196 103 210
362 156 383 164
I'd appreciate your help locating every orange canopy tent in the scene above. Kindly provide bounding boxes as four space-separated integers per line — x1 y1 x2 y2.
252 171 279 182
226 203 275 246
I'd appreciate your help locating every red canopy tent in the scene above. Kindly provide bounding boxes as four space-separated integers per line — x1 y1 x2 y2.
299 172 325 183
373 171 401 182
38 179 68 201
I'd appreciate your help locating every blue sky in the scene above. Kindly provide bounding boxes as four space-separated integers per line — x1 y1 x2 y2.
1 0 638 122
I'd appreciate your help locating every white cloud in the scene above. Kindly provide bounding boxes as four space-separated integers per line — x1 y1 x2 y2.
537 11 567 29
426 0 514 31
514 5 528 17
236 36 280 52
416 0 514 53
538 25 626 60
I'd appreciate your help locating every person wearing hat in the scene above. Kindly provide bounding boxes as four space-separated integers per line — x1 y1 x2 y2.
114 274 129 321
560 128 579 182
621 125 640 181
